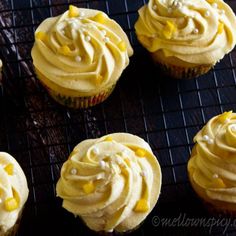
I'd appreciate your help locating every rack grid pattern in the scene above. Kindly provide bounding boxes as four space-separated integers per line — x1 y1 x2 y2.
1 0 236 235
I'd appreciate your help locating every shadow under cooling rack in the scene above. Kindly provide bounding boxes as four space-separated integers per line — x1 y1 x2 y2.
1 0 236 235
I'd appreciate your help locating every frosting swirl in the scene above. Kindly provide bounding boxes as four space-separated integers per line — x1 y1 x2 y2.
31 6 133 96
0 152 29 233
56 133 161 232
188 111 236 204
135 0 236 65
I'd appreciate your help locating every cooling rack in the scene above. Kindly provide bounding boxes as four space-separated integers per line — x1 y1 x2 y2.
0 0 236 235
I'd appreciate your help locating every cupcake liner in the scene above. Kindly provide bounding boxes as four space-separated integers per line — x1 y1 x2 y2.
35 69 116 109
151 55 212 79
44 83 116 109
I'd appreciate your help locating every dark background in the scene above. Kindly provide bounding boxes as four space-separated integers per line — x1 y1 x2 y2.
1 0 236 235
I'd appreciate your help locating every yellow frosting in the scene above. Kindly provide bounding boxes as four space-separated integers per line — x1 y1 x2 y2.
188 111 236 204
135 0 236 65
56 133 161 232
0 152 29 234
31 6 133 97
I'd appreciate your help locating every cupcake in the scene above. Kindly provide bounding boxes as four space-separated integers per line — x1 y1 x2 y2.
188 111 236 216
31 5 133 109
135 0 236 79
0 152 29 236
56 133 162 233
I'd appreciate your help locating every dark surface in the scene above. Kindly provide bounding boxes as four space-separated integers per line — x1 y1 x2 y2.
0 0 236 235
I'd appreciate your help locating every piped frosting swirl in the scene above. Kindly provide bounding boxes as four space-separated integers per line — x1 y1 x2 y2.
56 133 161 232
135 0 236 65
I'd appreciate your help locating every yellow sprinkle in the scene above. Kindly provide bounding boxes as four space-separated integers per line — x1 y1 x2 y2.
4 197 18 211
12 188 20 204
68 5 79 18
135 149 146 157
82 181 95 194
218 22 224 34
58 45 71 56
92 13 106 24
117 41 127 52
4 164 14 175
207 0 215 3
210 178 226 188
124 158 131 167
163 21 176 39
104 136 112 142
35 31 48 42
218 111 232 123
134 199 149 212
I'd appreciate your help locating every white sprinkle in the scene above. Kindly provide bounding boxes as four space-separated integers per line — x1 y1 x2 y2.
219 9 225 15
176 2 182 9
33 120 38 125
207 139 214 144
231 124 236 132
101 30 107 36
85 35 91 42
75 56 82 62
153 4 157 10
141 170 147 177
99 160 106 169
116 157 122 165
122 149 129 156
205 10 210 17
107 229 113 233
213 173 219 179
80 11 85 17
70 22 77 28
103 36 110 43
193 28 199 34
167 8 172 14
212 3 218 9
92 147 99 155
202 135 210 141
225 118 230 123
70 168 77 175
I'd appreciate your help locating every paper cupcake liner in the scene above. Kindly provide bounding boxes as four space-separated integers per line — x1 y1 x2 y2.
152 57 212 79
44 83 116 109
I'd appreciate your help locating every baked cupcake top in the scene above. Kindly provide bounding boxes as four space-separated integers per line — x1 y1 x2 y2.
188 111 236 204
0 152 29 233
31 6 133 96
56 133 161 233
135 0 236 65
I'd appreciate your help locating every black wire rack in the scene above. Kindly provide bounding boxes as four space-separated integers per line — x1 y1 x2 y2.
1 0 236 235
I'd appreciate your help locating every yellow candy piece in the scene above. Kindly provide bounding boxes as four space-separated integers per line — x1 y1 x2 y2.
218 111 232 123
218 22 224 34
92 13 106 24
68 5 79 18
135 149 146 157
4 197 18 211
210 178 226 188
134 199 149 212
117 41 127 52
104 136 112 142
83 181 95 194
35 31 48 42
4 164 14 175
207 0 215 3
58 45 71 56
163 21 176 39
